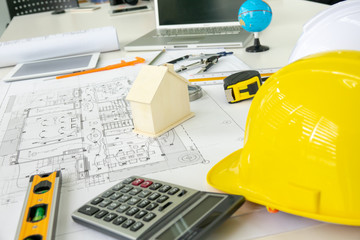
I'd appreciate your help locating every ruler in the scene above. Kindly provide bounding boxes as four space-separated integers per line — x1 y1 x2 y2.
15 171 62 240
188 68 281 85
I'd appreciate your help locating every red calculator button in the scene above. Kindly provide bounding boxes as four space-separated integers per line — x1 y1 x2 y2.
132 178 144 186
140 181 153 188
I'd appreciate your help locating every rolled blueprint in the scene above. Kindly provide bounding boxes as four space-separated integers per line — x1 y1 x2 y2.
0 26 120 67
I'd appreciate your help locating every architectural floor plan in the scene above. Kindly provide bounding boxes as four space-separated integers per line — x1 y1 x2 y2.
0 66 205 206
0 55 322 240
0 54 254 240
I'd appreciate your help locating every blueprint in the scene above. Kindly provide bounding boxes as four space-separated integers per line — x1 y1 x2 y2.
0 66 206 207
0 53 324 240
0 51 253 240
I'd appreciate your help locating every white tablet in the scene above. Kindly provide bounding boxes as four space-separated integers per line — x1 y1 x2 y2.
3 52 100 82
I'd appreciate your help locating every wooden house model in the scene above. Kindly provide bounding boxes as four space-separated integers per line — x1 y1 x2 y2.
126 64 194 137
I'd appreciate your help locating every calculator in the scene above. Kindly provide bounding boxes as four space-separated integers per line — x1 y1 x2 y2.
72 176 245 240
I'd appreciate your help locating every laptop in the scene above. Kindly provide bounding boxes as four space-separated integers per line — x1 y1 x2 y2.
124 0 252 51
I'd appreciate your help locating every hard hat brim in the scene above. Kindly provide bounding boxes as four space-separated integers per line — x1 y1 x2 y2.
207 148 243 195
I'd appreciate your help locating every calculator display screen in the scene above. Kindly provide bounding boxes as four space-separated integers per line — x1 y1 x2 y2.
156 195 223 239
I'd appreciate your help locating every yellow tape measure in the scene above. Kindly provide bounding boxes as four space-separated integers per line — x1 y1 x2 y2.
15 171 62 240
224 70 262 103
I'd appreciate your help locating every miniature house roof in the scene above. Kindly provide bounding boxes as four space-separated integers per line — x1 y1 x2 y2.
126 64 188 104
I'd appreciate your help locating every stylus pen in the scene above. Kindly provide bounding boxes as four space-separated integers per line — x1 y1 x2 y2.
112 5 148 14
149 49 166 65
167 55 190 64
56 57 145 79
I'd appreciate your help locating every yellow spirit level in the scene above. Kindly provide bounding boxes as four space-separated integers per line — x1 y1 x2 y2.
224 70 262 103
15 171 62 240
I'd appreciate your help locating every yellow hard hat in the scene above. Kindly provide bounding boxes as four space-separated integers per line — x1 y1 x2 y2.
207 50 360 225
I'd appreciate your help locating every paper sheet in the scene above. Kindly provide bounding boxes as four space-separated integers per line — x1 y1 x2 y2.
0 55 246 239
147 48 251 80
0 26 120 67
0 53 321 240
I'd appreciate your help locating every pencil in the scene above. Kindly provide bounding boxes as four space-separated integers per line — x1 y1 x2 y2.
56 57 145 79
148 49 166 65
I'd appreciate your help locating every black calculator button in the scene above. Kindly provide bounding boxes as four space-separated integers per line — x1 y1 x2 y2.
116 205 130 213
103 213 118 222
107 202 121 210
122 219 135 228
128 197 141 205
138 190 151 198
159 185 171 193
129 188 142 195
99 199 112 208
121 186 133 193
126 207 140 216
135 210 148 219
101 190 114 198
168 187 180 195
178 189 187 197
130 222 144 232
137 199 150 208
118 195 131 203
159 202 173 212
78 205 99 216
149 183 162 190
91 197 104 205
113 216 127 225
109 192 122 200
148 192 161 201
112 183 125 191
146 202 158 211
123 177 136 184
143 212 156 222
95 210 108 219
157 195 169 203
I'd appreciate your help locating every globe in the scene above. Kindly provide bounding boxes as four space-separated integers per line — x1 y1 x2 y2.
238 0 272 32
238 0 272 52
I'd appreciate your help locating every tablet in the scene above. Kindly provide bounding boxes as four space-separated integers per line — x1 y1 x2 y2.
3 52 100 82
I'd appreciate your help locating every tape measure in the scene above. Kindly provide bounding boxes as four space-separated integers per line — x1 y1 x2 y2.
15 171 62 240
224 70 262 103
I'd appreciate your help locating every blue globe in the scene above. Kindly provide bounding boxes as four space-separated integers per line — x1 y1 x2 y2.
238 0 272 33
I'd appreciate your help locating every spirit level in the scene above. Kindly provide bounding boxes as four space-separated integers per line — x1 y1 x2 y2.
15 171 62 240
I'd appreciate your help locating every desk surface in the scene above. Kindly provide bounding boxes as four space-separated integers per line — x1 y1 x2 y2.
1 1 360 239
0 0 327 69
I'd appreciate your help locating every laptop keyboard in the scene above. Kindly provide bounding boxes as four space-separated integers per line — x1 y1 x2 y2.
155 26 242 37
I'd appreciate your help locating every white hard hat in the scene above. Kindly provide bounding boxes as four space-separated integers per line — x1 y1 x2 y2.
288 1 360 63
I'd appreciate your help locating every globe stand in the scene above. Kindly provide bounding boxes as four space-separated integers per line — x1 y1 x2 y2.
246 32 269 53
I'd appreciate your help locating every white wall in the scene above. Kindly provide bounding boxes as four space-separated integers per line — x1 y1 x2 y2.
0 0 11 37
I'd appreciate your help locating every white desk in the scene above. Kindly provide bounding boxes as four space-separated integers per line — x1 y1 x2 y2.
1 1 360 239
0 0 328 69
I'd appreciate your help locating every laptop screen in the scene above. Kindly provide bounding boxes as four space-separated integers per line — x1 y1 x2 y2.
157 0 245 26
